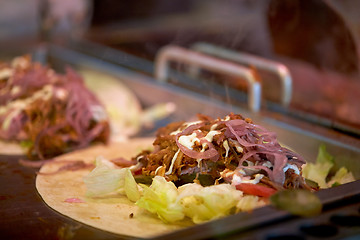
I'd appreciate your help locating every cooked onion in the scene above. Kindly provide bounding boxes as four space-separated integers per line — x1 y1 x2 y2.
175 126 219 160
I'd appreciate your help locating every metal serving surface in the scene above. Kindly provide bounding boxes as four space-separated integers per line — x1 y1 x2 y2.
0 42 360 240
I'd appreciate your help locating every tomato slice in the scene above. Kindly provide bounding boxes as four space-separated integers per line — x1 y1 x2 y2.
235 183 277 197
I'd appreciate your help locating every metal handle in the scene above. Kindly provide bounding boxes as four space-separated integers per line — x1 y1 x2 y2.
154 45 261 112
192 42 292 107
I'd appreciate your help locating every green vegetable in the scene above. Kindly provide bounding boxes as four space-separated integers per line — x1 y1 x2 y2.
303 144 355 188
327 167 355 187
236 195 266 212
317 143 335 165
177 183 242 223
136 176 185 223
20 140 33 149
302 144 334 188
270 189 322 217
124 168 140 202
84 157 127 197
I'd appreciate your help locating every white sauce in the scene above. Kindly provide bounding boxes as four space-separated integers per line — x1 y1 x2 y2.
0 85 54 130
244 160 254 167
154 165 164 175
170 129 182 136
129 162 142 171
11 86 21 95
283 163 300 175
178 132 199 149
187 120 203 127
222 115 231 121
210 123 218 131
0 68 13 80
223 140 230 158
232 173 264 185
170 121 222 173
196 158 202 168
178 130 221 151
229 139 243 153
262 161 273 168
165 149 181 175
204 130 221 142
55 88 68 100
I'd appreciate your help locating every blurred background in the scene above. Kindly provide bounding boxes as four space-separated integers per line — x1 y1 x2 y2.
0 0 360 135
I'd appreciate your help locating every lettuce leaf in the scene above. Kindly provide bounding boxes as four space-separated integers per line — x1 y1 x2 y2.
236 195 266 212
135 178 246 223
124 168 141 202
177 183 242 223
136 176 185 223
84 157 127 197
327 167 355 187
302 144 334 188
302 144 355 189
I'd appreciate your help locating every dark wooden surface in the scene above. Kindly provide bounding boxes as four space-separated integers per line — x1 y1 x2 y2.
0 155 128 240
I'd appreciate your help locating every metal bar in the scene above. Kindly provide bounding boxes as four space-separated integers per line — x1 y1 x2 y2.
154 45 261 112
192 42 292 107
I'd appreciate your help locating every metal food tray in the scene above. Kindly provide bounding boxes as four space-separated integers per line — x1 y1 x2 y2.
0 41 359 240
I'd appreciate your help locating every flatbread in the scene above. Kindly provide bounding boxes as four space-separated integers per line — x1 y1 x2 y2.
36 138 193 238
0 140 26 155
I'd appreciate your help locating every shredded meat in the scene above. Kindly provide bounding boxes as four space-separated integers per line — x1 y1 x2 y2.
0 56 110 159
131 113 313 191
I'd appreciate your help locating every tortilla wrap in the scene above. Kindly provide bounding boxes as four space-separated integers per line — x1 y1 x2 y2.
36 138 193 238
0 140 27 155
0 69 142 155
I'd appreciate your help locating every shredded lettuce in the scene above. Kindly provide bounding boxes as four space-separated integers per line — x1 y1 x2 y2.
327 167 355 187
84 157 141 201
236 195 266 212
135 176 185 223
84 157 127 197
134 177 257 223
177 183 242 223
302 144 334 188
303 144 355 188
124 168 141 202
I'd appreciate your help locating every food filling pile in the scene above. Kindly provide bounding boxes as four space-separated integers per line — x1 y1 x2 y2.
0 56 110 159
133 113 312 195
84 113 352 224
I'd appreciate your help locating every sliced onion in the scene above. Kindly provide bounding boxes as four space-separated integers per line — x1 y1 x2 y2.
175 122 219 161
225 119 280 149
176 137 219 160
240 165 274 181
19 158 56 168
225 121 260 148
179 122 205 135
271 154 288 185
